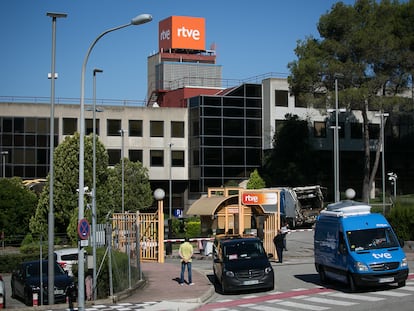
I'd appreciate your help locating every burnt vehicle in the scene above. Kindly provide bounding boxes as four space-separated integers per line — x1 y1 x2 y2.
11 260 75 306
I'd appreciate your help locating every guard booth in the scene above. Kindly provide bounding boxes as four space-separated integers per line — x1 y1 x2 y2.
187 187 281 258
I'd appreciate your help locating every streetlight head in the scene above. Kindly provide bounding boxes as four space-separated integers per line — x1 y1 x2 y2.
93 68 103 74
46 12 67 18
154 188 165 201
131 13 152 25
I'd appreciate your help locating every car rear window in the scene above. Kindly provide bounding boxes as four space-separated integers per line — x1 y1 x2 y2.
61 254 78 261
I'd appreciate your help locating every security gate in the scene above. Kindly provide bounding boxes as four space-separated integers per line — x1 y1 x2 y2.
112 206 164 263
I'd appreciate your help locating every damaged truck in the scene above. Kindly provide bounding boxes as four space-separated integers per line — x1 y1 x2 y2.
279 185 326 228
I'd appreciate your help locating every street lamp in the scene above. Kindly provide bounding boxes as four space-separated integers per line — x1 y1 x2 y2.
375 111 389 213
78 13 152 310
92 68 103 301
1 151 8 178
154 188 165 263
119 129 126 213
388 172 397 201
169 143 173 220
47 11 67 306
327 74 345 202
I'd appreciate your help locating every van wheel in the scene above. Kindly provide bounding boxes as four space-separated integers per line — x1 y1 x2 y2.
348 274 357 292
318 266 327 284
398 280 406 287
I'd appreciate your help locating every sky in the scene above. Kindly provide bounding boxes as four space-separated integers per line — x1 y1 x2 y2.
0 0 356 103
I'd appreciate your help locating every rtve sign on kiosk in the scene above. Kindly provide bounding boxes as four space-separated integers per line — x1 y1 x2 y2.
242 192 278 205
159 16 205 51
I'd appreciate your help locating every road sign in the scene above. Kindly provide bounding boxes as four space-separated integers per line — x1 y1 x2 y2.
78 218 90 240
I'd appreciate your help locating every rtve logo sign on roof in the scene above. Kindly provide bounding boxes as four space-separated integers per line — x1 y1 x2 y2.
159 16 205 51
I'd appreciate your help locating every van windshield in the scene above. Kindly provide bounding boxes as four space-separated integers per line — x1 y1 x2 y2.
346 227 399 251
223 241 266 261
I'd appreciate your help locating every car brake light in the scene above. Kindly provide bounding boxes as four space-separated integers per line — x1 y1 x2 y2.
58 262 66 268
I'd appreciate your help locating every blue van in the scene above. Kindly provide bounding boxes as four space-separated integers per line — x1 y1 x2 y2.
314 200 409 291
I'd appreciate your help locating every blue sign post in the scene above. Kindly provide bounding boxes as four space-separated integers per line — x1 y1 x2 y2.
78 218 90 240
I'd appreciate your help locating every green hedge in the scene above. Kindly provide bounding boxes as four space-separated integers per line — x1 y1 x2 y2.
386 201 414 241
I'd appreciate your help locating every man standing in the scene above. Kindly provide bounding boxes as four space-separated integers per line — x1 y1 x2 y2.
273 230 285 263
179 237 194 285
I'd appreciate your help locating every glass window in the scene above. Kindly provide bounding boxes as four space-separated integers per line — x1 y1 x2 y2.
223 119 243 136
223 148 244 165
150 121 164 137
314 121 326 138
63 118 77 135
14 118 24 133
171 121 184 138
107 149 121 166
204 148 222 165
3 118 12 132
25 118 37 133
150 150 164 166
129 149 143 162
275 90 288 107
85 119 100 136
25 135 35 146
107 119 121 136
171 150 184 167
369 123 380 140
37 135 48 147
294 95 306 108
351 122 363 139
38 118 49 134
204 119 221 135
129 120 143 137
246 119 261 136
14 135 24 146
339 122 345 139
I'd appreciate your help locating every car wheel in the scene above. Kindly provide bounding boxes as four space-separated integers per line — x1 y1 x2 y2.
220 278 226 294
24 289 33 306
398 280 406 287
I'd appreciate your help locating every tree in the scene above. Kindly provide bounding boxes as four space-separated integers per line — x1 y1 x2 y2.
246 169 266 189
262 114 319 187
30 133 110 243
0 177 38 241
288 0 414 202
106 158 153 212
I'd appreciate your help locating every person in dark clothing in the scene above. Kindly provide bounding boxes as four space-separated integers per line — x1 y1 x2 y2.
273 230 285 263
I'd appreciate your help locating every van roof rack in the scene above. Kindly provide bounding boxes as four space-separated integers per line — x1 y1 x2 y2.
320 200 371 217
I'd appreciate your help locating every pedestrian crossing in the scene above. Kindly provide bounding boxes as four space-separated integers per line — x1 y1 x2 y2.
203 280 414 311
61 281 414 311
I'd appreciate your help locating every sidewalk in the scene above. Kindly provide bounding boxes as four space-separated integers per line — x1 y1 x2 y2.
117 254 214 311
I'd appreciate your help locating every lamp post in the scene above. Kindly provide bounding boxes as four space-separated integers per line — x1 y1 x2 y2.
92 68 103 301
169 143 173 220
327 74 345 202
154 188 165 263
375 111 389 213
1 151 8 178
388 172 397 201
119 129 126 213
78 14 152 310
46 12 67 306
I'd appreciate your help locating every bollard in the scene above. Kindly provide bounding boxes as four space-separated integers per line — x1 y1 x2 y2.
32 291 38 306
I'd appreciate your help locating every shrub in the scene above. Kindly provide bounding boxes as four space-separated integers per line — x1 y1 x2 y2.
386 201 414 241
